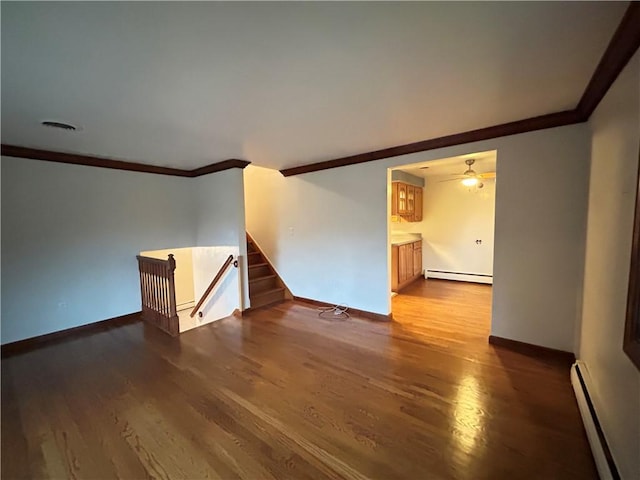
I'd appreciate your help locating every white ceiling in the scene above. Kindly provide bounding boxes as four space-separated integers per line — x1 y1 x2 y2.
397 150 497 179
1 2 627 171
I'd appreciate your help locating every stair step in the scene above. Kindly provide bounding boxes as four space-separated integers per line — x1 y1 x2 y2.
249 275 278 295
250 287 285 309
247 251 264 266
248 262 268 268
249 273 276 284
248 263 270 280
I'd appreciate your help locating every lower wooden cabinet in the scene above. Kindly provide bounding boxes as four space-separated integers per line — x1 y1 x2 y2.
391 240 423 292
413 243 422 277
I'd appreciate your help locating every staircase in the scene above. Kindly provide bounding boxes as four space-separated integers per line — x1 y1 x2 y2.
247 235 289 309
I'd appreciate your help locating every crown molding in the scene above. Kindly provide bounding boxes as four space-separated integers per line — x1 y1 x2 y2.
576 1 640 119
280 2 640 177
0 144 191 177
190 159 251 177
280 110 581 177
0 144 250 177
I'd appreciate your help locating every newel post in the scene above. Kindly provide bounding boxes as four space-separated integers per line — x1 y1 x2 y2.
167 254 178 318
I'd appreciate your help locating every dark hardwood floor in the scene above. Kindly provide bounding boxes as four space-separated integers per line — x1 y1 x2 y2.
2 279 596 479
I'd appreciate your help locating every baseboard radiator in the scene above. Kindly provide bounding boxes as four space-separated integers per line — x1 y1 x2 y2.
425 269 492 284
570 362 620 480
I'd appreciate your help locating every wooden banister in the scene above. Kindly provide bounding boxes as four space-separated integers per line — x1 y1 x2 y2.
190 255 235 318
136 254 179 336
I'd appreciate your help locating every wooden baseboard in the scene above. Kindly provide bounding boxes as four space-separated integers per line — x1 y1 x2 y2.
293 296 392 322
488 335 575 365
1 312 141 358
233 308 252 318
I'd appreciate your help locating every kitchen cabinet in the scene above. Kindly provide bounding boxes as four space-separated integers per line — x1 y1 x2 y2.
397 183 408 214
407 185 415 216
391 240 423 292
413 242 422 277
414 188 423 222
398 243 411 283
391 182 423 222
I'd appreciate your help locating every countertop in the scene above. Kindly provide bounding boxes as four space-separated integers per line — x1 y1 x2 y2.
390 234 422 246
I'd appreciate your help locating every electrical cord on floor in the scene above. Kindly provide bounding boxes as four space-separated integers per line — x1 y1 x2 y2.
318 304 350 320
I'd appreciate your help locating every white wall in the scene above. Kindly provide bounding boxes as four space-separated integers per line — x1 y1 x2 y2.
1 156 196 344
578 52 640 480
245 164 389 313
194 169 249 309
245 122 590 352
180 246 241 332
392 175 496 282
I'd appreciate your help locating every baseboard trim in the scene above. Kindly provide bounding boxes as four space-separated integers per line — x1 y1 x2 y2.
1 312 142 358
426 270 493 284
293 296 392 322
571 362 620 480
488 335 575 365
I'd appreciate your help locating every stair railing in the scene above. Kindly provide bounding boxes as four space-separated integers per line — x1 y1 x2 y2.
136 254 179 336
190 254 236 318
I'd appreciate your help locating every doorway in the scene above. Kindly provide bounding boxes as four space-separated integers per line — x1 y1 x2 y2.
388 150 497 335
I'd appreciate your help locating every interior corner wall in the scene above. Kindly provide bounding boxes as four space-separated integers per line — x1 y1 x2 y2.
1 156 196 344
194 168 249 309
578 51 640 479
245 123 590 353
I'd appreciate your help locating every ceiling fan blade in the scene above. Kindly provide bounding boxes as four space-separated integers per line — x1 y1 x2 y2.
437 178 464 183
478 172 496 179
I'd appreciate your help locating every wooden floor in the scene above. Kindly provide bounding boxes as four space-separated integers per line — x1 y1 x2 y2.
2 279 596 479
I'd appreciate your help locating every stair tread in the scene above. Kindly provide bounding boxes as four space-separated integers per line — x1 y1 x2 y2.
250 299 285 310
251 286 284 297
249 262 269 268
249 274 276 283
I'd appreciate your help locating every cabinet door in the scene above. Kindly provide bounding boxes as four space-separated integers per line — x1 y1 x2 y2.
398 244 409 282
414 187 423 222
391 183 398 216
405 244 414 281
406 185 415 218
391 246 399 291
398 183 408 214
413 243 422 277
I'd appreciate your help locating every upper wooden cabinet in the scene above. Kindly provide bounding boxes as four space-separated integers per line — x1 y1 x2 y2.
391 181 423 222
414 187 423 222
397 183 408 214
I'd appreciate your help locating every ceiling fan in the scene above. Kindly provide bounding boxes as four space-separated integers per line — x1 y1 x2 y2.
439 159 496 188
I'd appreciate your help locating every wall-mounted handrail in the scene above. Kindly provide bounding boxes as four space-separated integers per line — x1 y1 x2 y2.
190 254 235 318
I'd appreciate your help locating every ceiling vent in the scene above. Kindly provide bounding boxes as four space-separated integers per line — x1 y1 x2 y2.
41 120 78 131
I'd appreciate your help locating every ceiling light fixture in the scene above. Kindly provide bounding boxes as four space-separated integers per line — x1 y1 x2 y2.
461 177 479 187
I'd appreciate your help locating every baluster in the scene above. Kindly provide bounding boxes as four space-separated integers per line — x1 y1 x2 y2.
160 265 167 317
141 262 147 309
154 263 160 314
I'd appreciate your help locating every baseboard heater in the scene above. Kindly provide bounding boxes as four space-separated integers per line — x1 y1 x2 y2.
426 269 492 284
570 362 620 480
